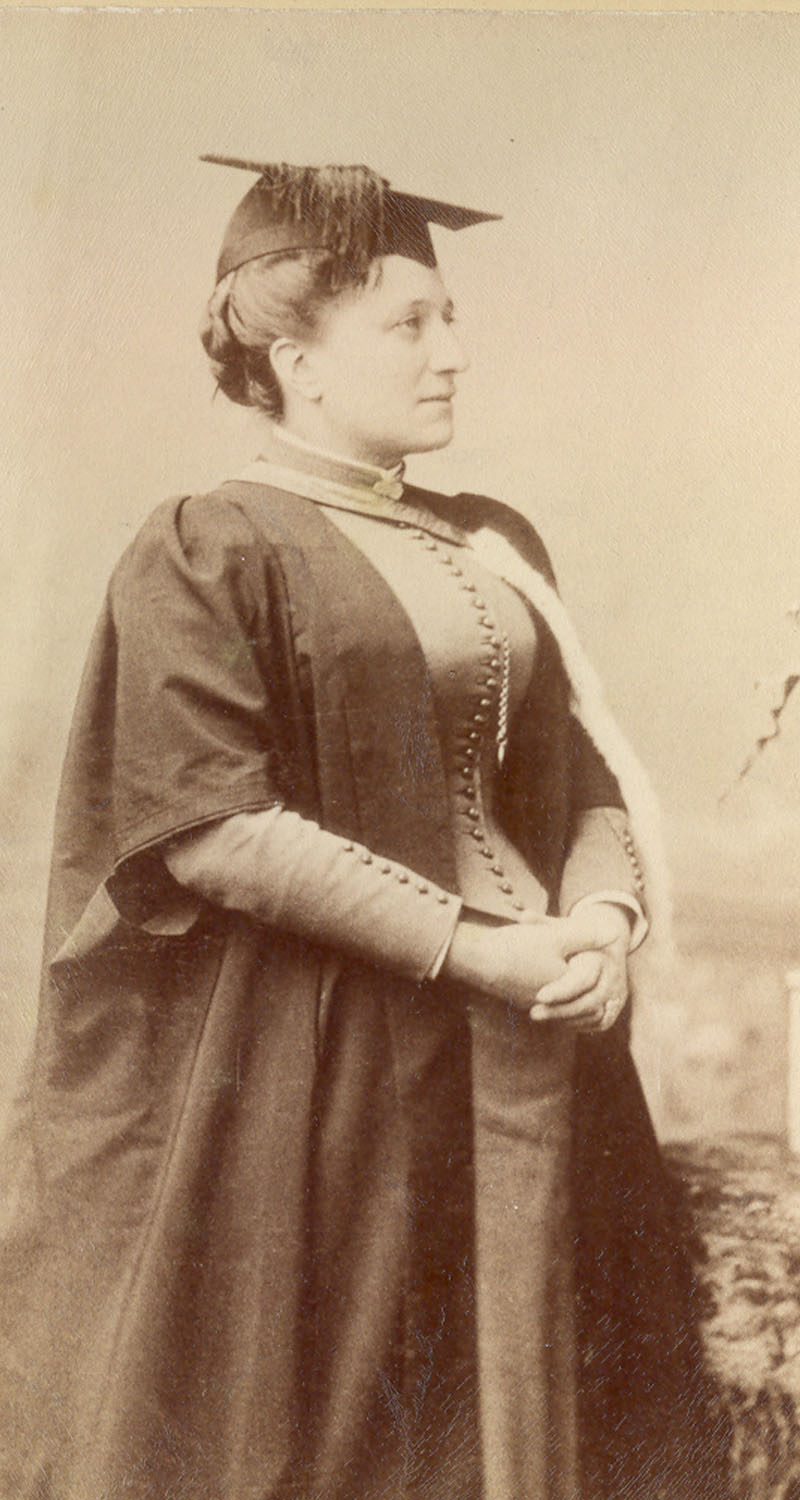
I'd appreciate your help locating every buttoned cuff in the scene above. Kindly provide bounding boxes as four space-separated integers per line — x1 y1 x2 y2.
164 806 462 983
559 806 647 919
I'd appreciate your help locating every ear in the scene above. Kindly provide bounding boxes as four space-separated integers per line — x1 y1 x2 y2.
269 337 323 404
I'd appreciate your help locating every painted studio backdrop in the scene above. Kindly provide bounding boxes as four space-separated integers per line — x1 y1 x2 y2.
2 10 799 1138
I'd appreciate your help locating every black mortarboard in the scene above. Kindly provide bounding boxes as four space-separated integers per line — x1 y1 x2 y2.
202 155 501 282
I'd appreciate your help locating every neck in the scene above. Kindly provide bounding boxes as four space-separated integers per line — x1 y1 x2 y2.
270 420 404 478
275 394 410 468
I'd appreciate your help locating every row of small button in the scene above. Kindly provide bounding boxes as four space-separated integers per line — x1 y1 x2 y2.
340 839 450 903
400 523 524 915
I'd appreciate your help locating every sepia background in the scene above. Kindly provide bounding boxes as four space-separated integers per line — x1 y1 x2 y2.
1 9 799 1139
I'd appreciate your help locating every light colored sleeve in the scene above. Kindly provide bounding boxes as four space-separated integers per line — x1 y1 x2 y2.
559 806 648 949
164 807 462 983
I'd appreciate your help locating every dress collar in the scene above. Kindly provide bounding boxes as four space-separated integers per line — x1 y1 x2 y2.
236 423 468 545
258 424 405 500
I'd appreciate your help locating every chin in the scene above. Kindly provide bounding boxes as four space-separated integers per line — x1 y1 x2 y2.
406 419 455 457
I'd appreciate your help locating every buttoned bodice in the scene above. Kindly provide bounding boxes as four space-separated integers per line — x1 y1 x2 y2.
324 506 552 921
239 425 567 921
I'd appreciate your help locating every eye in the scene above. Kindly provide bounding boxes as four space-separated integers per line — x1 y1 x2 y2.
397 314 423 334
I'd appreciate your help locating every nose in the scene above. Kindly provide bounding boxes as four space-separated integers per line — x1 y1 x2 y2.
430 317 469 375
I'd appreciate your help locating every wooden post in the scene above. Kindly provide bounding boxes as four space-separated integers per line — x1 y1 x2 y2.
788 969 800 1154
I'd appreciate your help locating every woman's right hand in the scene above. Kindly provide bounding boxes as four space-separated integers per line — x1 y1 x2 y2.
443 913 576 1009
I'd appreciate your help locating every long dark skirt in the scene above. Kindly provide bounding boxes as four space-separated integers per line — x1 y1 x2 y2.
0 918 723 1499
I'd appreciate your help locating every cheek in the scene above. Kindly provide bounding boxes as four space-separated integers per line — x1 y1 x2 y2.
329 343 421 421
355 364 412 415
376 355 424 403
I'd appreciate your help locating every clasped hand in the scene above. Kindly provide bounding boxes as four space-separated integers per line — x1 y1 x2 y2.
446 903 631 1033
525 904 630 1032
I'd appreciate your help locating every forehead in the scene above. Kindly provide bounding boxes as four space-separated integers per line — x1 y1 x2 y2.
368 255 450 304
314 256 453 345
326 257 450 325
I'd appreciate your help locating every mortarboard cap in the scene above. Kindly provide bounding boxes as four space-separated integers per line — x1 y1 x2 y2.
202 155 501 283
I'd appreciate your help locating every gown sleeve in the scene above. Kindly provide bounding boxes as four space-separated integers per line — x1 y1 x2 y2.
106 492 294 858
98 493 460 976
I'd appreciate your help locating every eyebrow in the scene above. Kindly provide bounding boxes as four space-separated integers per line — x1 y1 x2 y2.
389 296 456 320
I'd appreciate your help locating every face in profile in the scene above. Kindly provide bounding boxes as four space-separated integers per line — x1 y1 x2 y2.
295 255 469 468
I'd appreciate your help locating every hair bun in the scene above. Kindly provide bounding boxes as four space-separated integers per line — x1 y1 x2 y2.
199 273 252 407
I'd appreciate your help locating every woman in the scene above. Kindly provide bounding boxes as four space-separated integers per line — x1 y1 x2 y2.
0 161 720 1499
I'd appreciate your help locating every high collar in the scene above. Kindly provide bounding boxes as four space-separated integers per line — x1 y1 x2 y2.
237 424 468 546
260 424 406 502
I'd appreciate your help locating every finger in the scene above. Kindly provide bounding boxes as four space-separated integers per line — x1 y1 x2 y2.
572 990 629 1030
569 1001 627 1033
530 990 606 1023
529 992 627 1028
535 951 603 1005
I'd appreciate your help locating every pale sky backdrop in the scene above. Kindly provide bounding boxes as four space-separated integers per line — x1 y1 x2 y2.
2 11 799 1063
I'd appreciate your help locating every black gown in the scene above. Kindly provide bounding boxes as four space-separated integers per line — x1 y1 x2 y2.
0 473 723 1498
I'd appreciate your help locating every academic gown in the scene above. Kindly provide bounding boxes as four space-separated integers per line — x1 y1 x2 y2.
0 480 722 1500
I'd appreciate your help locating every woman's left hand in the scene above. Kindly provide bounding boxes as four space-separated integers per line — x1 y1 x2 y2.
527 903 631 1033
